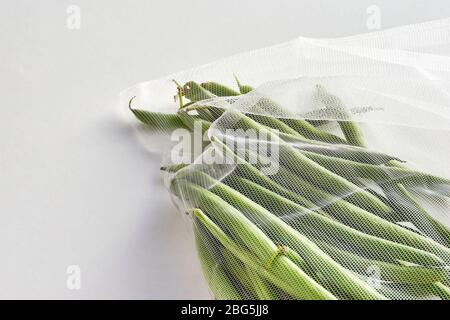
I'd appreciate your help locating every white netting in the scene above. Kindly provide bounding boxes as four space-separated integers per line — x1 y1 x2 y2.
121 19 450 300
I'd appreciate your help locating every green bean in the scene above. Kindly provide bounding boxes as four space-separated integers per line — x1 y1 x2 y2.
187 95 346 143
210 138 450 263
306 238 447 284
398 184 450 238
225 176 441 265
316 85 365 147
382 183 450 247
433 282 450 299
219 248 259 299
214 110 402 216
160 163 189 173
133 76 450 300
247 114 304 136
229 95 346 143
198 79 339 141
223 174 327 216
173 178 337 299
307 119 330 126
200 82 240 96
222 248 303 300
238 108 348 145
130 108 187 132
233 76 330 127
174 172 386 299
161 162 323 213
183 104 224 120
176 184 276 263
277 133 402 164
190 207 337 300
252 159 450 263
182 105 401 164
301 151 450 188
182 81 216 121
276 147 392 216
337 120 365 147
233 74 253 94
211 173 443 267
279 118 348 144
129 97 187 132
379 281 450 300
195 224 243 299
231 164 328 211
245 265 277 300
183 81 216 101
395 260 450 300
282 246 306 269
177 109 211 134
184 104 304 136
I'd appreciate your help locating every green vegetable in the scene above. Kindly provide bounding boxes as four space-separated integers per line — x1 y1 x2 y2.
301 151 450 189
130 77 450 300
189 206 337 300
233 74 253 94
210 136 450 264
316 85 366 147
173 172 386 299
200 82 240 96
221 174 443 267
195 224 243 299
128 97 187 132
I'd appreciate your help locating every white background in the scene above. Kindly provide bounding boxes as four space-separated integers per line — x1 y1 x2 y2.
1 0 450 299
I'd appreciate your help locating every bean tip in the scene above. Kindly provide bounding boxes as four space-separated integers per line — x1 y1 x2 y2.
187 208 203 218
128 96 137 111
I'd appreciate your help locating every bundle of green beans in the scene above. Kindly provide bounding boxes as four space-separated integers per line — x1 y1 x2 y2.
130 77 450 300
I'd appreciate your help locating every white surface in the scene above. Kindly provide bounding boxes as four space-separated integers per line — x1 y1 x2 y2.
1 0 450 299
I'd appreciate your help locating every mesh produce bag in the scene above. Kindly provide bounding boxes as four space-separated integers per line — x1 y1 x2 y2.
121 19 450 300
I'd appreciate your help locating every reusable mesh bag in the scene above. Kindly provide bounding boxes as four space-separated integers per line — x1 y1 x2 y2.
121 19 450 300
